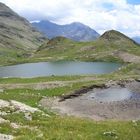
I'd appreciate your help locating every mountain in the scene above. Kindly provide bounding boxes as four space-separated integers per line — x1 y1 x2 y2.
0 2 46 65
35 30 140 63
100 30 138 46
132 37 140 44
32 20 100 42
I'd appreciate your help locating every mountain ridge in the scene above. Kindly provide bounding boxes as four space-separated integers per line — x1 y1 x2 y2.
100 30 139 45
35 30 140 63
0 2 46 50
0 2 46 64
32 20 100 42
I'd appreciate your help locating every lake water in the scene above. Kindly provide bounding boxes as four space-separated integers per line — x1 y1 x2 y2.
0 61 122 78
88 87 140 102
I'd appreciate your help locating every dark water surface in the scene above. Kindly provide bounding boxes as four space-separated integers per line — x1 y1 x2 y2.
0 61 122 78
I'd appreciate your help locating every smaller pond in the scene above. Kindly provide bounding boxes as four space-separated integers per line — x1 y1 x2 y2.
88 87 140 102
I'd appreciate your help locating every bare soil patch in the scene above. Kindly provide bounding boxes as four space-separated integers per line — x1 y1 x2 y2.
0 81 67 90
114 51 140 63
40 81 140 121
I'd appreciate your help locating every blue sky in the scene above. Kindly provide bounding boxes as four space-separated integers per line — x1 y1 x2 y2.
0 0 140 37
127 0 140 4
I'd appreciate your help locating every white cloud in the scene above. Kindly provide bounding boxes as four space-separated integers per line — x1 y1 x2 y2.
0 0 140 37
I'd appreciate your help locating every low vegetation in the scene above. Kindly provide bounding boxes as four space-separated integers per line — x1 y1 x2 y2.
32 30 140 64
0 30 140 139
0 63 140 139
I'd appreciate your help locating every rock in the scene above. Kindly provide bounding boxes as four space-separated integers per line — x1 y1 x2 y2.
117 81 125 87
7 110 11 113
135 79 140 82
0 99 10 108
10 100 39 113
0 89 4 93
38 104 41 107
24 112 32 121
132 120 138 126
10 123 20 129
132 120 136 123
0 117 10 123
103 131 118 138
0 111 8 116
42 113 50 117
105 80 117 88
0 133 14 140
37 133 43 138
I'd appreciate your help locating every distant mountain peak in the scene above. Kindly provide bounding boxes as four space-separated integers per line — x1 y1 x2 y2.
32 20 100 41
69 22 84 26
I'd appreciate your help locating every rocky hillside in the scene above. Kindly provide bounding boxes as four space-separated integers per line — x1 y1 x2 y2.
0 2 46 65
35 30 140 63
32 20 100 42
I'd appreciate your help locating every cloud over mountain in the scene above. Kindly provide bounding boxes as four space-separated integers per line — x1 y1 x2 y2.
0 0 140 37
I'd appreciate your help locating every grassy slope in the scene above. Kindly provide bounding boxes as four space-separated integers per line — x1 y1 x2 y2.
1 114 140 140
1 29 140 65
0 64 140 139
33 31 140 63
0 2 46 65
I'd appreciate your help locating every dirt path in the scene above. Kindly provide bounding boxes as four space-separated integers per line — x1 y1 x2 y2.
0 77 99 90
0 81 67 90
0 75 139 90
